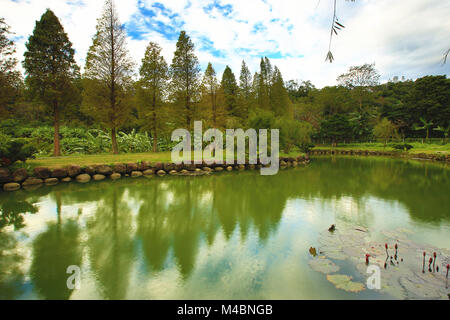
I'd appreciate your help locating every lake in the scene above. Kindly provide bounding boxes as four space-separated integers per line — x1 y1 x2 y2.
0 157 449 299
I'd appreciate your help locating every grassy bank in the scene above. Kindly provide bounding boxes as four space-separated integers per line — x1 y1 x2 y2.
24 150 302 169
313 142 449 155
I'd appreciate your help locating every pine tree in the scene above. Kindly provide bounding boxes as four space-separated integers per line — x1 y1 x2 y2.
82 0 134 154
0 17 22 118
238 60 252 121
23 10 80 156
170 31 200 129
221 65 239 118
136 42 168 152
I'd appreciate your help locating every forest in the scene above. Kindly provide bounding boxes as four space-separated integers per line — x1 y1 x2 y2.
1 0 449 167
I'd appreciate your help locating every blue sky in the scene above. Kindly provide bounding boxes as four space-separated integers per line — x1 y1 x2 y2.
2 0 449 87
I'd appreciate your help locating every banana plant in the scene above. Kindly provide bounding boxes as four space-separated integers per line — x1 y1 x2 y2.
414 117 434 142
433 125 449 144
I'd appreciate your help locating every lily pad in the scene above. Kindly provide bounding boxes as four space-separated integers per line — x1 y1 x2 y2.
308 257 339 274
326 274 365 293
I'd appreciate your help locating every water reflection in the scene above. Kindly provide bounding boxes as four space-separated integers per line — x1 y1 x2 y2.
0 157 448 299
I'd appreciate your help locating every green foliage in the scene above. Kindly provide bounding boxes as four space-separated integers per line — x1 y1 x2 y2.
0 134 37 166
319 114 353 145
373 118 396 147
276 118 314 153
0 17 22 119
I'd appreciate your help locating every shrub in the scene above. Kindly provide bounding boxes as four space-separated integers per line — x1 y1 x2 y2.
392 143 414 151
0 134 37 167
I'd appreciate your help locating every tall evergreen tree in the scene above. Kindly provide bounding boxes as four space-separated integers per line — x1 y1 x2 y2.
201 62 225 129
257 57 271 110
270 66 291 116
170 31 200 129
82 0 134 154
23 10 80 156
221 65 239 118
238 60 252 121
136 42 168 152
0 17 22 118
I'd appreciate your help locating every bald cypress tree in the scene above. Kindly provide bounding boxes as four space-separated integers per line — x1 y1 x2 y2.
136 42 168 152
201 62 225 129
23 10 80 156
238 60 252 122
170 31 200 129
82 0 134 154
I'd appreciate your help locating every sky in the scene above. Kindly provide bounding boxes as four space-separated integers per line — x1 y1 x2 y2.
1 0 449 88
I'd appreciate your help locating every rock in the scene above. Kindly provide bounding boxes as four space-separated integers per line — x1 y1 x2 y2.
110 173 121 180
138 161 150 171
0 167 11 183
164 163 175 171
154 162 163 170
195 168 202 172
214 167 224 172
84 166 96 175
113 163 127 174
238 164 245 170
185 164 196 171
226 166 233 171
34 167 51 179
157 170 166 176
93 174 106 181
292 161 298 167
67 165 81 177
143 169 154 176
12 168 28 182
249 164 256 170
203 167 213 172
280 160 287 167
95 165 112 176
45 178 59 185
180 169 189 174
76 174 91 183
126 163 138 173
22 177 44 186
61 177 72 182
51 168 68 178
3 182 20 191
131 171 143 177
169 170 178 175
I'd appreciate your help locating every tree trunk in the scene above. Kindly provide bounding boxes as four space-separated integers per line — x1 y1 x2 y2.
53 101 61 157
111 128 119 154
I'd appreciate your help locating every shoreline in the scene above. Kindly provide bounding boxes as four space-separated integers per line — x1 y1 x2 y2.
0 156 310 192
310 149 449 162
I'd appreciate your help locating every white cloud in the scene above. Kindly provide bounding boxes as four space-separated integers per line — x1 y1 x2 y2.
1 0 449 87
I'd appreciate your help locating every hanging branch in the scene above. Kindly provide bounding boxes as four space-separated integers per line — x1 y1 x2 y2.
325 0 354 63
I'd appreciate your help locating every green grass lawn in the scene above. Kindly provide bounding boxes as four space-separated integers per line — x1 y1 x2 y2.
26 150 303 169
313 142 450 155
27 152 174 168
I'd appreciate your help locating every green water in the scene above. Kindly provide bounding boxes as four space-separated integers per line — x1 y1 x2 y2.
0 157 449 300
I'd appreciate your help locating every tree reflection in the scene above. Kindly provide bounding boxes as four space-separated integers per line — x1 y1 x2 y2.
86 186 134 299
30 191 82 300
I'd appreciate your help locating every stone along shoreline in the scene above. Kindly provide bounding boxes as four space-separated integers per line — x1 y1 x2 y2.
0 156 310 192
